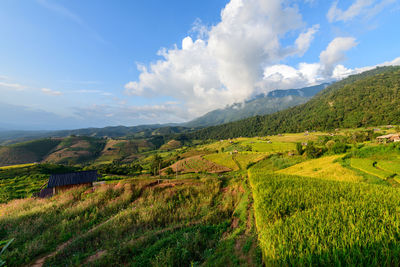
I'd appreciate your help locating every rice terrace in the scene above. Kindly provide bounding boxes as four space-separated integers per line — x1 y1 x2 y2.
2 0 400 266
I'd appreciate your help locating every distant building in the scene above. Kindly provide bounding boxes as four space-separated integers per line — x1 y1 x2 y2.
37 170 99 198
376 134 400 143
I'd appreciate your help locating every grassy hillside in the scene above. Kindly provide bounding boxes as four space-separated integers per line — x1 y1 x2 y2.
3 129 400 266
43 136 106 165
188 66 400 139
0 175 261 266
0 139 61 166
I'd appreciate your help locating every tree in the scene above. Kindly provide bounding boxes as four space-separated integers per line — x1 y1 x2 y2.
296 142 304 155
150 154 162 176
331 142 348 154
304 142 324 159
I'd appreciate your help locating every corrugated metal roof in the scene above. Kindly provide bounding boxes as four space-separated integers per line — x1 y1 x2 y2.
47 170 99 188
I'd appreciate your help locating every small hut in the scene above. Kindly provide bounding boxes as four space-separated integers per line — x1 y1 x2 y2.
47 170 99 195
376 134 400 143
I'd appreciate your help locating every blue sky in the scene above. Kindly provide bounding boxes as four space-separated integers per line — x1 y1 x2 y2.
0 0 399 130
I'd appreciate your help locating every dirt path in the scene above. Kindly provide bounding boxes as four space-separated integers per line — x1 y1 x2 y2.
29 209 123 267
30 240 73 267
81 220 204 264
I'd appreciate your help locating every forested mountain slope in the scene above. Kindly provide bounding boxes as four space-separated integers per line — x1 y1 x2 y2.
188 66 400 139
185 84 327 127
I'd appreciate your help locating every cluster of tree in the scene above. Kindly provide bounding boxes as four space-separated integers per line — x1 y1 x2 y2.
297 139 350 159
86 162 143 176
184 66 400 140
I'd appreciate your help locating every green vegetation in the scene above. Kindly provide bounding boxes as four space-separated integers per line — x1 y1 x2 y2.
350 158 394 180
0 139 61 166
0 176 260 266
2 74 400 266
249 166 400 266
0 164 78 203
278 155 363 182
0 239 14 267
204 153 238 170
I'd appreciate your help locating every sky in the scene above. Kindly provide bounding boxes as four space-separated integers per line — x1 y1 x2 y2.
0 0 399 130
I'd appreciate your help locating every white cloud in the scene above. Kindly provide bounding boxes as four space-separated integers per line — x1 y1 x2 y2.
125 0 318 117
319 37 357 75
261 63 324 91
41 88 63 96
0 81 26 91
295 24 320 56
327 0 396 22
260 37 358 90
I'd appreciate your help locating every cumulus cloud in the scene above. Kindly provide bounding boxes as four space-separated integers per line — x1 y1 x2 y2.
319 37 357 75
41 88 63 96
260 37 357 91
295 24 320 57
123 0 397 121
327 0 396 22
125 0 317 117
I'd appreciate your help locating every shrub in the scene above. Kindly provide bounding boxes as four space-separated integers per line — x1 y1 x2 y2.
331 142 348 154
296 142 304 155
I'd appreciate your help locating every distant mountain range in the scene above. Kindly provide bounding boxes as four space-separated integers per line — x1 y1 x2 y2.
0 84 327 144
184 83 328 127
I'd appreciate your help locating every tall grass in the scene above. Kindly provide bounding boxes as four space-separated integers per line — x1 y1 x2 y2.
1 176 246 266
0 182 140 266
249 162 400 266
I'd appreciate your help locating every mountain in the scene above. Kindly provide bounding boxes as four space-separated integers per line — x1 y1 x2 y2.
0 84 326 143
187 66 400 140
0 139 62 166
184 84 328 127
266 83 329 98
0 124 190 145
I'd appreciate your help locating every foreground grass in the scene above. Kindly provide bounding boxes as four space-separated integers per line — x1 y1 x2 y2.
249 160 400 266
0 175 258 266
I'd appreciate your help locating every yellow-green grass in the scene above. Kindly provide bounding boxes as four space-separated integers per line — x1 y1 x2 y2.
204 152 268 171
376 160 400 174
1 177 246 266
203 153 238 170
266 132 324 143
277 155 363 182
198 140 231 151
236 139 296 153
248 168 400 266
234 152 267 170
0 163 36 169
350 158 394 180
